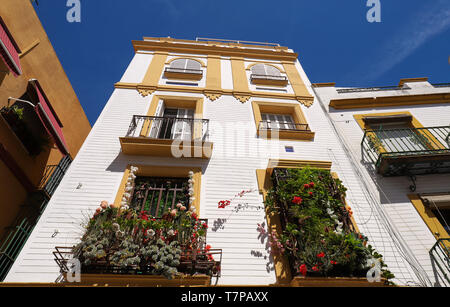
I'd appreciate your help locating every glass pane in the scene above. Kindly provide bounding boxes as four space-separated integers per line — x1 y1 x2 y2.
170 59 186 69
186 59 201 70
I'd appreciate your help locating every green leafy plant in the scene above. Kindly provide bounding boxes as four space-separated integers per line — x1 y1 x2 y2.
73 201 217 279
265 168 394 284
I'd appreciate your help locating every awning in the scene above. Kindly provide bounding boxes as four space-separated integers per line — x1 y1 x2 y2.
30 79 69 156
0 16 22 77
420 193 450 210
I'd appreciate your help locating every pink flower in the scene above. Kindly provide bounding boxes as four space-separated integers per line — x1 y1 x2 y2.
170 209 177 216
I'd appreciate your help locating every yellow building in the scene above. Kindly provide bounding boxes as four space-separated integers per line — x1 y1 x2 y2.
0 0 91 280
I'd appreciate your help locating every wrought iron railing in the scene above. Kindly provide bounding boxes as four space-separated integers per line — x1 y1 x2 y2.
258 121 310 132
362 126 450 176
429 238 450 284
0 155 71 281
38 155 71 197
125 115 210 141
250 74 287 82
53 245 222 281
164 67 203 75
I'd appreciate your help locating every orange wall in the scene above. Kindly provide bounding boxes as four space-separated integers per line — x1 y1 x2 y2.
0 0 91 233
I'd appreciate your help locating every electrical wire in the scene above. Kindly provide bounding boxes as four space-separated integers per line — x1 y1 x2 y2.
311 86 434 287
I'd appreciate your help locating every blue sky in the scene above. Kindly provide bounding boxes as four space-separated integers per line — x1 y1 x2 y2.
32 0 450 125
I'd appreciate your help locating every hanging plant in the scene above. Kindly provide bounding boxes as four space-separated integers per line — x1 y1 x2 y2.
264 167 394 284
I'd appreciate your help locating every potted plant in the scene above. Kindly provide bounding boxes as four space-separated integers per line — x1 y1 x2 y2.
265 167 395 286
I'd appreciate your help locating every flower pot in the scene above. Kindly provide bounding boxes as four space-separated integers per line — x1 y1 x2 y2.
62 273 212 287
290 276 390 287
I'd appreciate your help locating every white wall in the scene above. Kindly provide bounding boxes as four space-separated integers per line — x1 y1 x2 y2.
314 83 450 286
5 54 429 286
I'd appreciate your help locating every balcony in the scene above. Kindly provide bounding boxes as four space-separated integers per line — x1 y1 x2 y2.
429 238 450 285
119 115 213 158
250 74 288 86
362 126 450 177
258 121 315 141
0 156 71 281
163 67 203 81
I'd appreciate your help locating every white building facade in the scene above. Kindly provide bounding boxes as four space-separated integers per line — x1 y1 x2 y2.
313 79 450 287
4 38 444 286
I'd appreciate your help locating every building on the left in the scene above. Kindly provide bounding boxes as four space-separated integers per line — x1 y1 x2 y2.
0 0 91 280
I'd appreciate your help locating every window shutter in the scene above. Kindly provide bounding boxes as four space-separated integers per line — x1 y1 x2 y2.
0 17 22 77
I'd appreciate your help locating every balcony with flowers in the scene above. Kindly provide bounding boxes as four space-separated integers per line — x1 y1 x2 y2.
264 167 395 286
53 167 221 286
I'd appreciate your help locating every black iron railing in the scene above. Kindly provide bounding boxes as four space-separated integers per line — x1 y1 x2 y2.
0 155 71 281
362 126 450 176
250 74 287 82
125 115 210 141
164 67 203 75
258 121 310 132
53 245 223 281
429 238 450 284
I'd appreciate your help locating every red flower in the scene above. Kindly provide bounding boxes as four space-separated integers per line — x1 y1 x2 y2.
218 200 231 208
308 191 313 196
312 265 319 272
292 196 303 205
202 223 208 229
205 244 211 251
303 184 310 189
317 252 325 258
298 264 307 276
309 182 315 188
330 260 337 265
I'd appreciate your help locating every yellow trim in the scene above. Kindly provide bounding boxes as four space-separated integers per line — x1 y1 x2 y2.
115 82 313 104
408 194 450 245
132 38 299 62
282 61 314 107
311 82 336 88
354 111 446 151
165 57 206 68
398 77 428 87
231 57 252 103
204 55 222 101
251 101 314 141
142 51 168 87
330 93 450 110
113 164 202 215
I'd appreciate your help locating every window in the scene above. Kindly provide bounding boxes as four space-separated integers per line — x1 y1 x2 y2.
130 176 189 218
164 58 203 80
119 95 213 158
261 113 295 130
249 64 287 86
409 193 450 240
113 165 202 215
151 107 195 140
251 101 314 141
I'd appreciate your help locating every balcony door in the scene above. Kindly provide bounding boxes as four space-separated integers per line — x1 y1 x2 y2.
261 113 295 130
371 123 427 153
150 103 194 140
